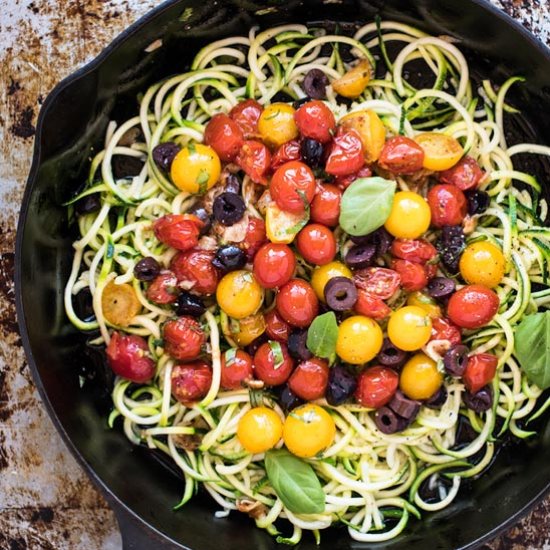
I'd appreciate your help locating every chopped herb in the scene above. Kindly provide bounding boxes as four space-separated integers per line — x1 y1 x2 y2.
187 141 197 154
196 169 210 194
225 348 237 366
269 340 284 370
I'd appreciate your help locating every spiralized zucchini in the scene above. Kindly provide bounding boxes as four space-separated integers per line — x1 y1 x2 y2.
65 20 550 544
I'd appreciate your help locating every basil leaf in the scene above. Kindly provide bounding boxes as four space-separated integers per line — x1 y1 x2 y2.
264 449 325 514
269 340 284 370
224 348 237 366
338 176 396 236
307 312 338 360
515 311 550 389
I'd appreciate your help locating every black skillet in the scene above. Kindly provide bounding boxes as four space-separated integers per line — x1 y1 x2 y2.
15 0 550 548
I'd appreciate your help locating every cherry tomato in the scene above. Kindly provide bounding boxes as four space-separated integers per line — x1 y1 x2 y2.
170 249 219 295
387 306 432 351
153 214 202 251
216 270 263 319
332 59 371 99
236 140 271 185
463 353 498 393
311 261 353 301
392 259 428 292
220 349 254 390
400 353 443 400
203 113 244 162
355 366 399 408
384 191 431 239
325 129 365 176
276 279 319 328
447 284 499 329
439 155 485 191
258 103 299 148
253 341 294 386
270 161 316 213
406 291 441 319
415 132 463 172
288 358 330 401
106 331 155 383
163 316 205 361
310 183 342 226
271 140 301 171
283 404 335 458
102 281 141 327
427 184 468 227
354 290 392 320
264 309 291 342
391 239 437 264
232 313 266 347
253 243 296 289
296 224 337 266
294 100 336 143
265 203 308 244
339 109 386 163
243 216 268 260
459 241 505 289
334 166 373 190
238 406 283 453
171 144 221 194
146 270 179 304
353 267 401 300
171 360 212 404
378 136 424 175
336 315 383 364
229 99 263 139
430 317 462 345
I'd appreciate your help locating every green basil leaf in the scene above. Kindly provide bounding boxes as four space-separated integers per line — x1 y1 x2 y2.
264 449 325 514
224 348 237 367
269 340 284 370
307 312 338 360
338 176 396 236
515 311 550 389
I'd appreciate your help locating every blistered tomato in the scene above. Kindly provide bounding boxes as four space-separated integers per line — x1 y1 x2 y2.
294 100 336 143
332 59 371 98
392 259 428 292
387 306 432 351
170 249 219 295
258 103 299 148
400 353 443 400
171 360 212 404
153 214 202 251
204 113 244 162
439 155 485 191
463 353 498 393
106 331 155 383
232 314 266 347
427 184 468 227
163 316 205 361
354 290 392 320
216 270 263 319
170 144 221 193
353 267 401 300
276 279 319 328
288 358 330 401
229 99 263 138
253 341 294 386
335 166 373 190
339 109 386 163
296 224 337 265
102 280 141 326
270 161 316 213
271 140 301 170
378 136 424 175
385 191 431 239
220 349 254 390
391 239 437 264
236 140 271 185
253 243 296 289
237 406 283 453
406 292 442 319
264 309 291 342
146 271 179 304
430 317 462 345
310 183 342 227
447 284 499 329
336 315 383 364
355 366 399 408
415 132 463 172
325 129 365 176
243 216 268 260
459 241 505 289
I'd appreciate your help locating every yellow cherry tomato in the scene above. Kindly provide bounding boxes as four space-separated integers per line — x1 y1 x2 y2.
231 314 266 347
336 315 384 365
414 133 463 171
332 59 371 99
237 407 283 453
400 353 443 400
459 241 505 289
387 306 432 351
406 292 442 319
102 280 141 327
311 261 353 301
283 404 336 458
384 191 431 239
339 109 386 162
170 143 221 193
265 203 308 244
216 270 263 319
258 103 299 148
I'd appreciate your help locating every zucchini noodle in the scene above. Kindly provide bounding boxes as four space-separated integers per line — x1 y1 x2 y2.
64 20 550 544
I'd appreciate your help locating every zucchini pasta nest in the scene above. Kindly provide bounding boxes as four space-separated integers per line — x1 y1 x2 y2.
64 19 550 544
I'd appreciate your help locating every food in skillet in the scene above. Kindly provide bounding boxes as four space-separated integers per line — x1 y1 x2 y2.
64 20 550 543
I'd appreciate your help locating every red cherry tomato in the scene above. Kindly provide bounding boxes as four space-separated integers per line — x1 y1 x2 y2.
106 331 155 383
334 166 373 190
253 342 294 386
146 270 179 304
354 290 392 320
378 136 425 175
270 161 316 213
295 224 337 265
310 183 342 227
463 353 498 393
264 309 291 342
447 284 499 329
276 279 319 328
271 140 301 171
243 216 268 260
427 184 468 227
294 100 336 143
204 113 244 162
288 358 330 400
430 317 462 345
325 129 365 176
425 263 438 280
391 239 437 264
229 99 263 139
163 316 205 361
220 350 254 390
392 259 428 292
355 366 399 408
439 156 485 191
236 140 271 185
353 267 401 300
153 214 202 251
170 249 219 295
171 360 212 404
253 243 296 289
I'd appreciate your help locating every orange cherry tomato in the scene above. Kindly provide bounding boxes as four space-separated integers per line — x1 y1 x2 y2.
415 132 463 171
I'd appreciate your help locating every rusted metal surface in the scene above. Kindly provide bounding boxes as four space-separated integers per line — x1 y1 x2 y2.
0 1 549 549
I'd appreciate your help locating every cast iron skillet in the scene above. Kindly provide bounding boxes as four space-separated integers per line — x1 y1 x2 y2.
15 0 550 548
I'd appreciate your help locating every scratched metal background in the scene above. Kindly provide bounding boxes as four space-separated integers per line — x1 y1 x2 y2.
1 1 550 549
